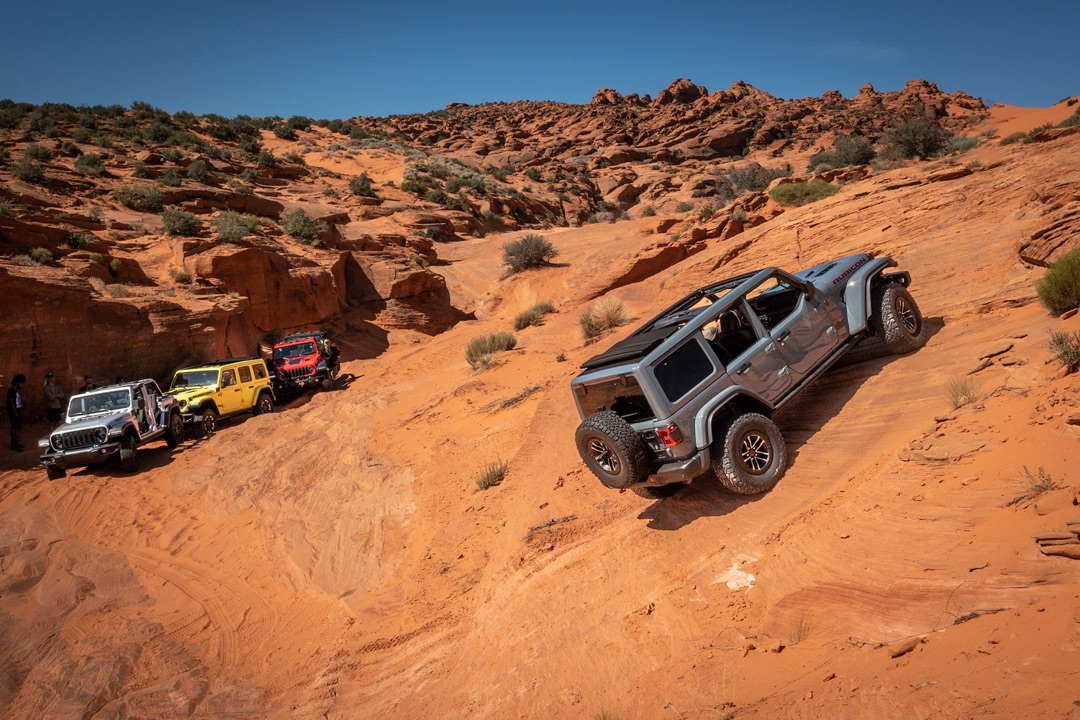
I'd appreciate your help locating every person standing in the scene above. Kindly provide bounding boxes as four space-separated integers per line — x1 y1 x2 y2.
79 375 97 393
7 373 26 451
44 371 65 424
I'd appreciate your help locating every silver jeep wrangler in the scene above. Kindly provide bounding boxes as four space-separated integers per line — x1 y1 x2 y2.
38 379 185 480
571 253 928 499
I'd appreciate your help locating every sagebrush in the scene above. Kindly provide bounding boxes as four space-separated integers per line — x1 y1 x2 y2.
503 234 558 274
581 297 632 339
1036 247 1080 316
465 332 517 369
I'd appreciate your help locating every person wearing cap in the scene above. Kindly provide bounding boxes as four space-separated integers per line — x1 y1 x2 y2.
7 373 26 451
79 375 97 393
44 371 65 424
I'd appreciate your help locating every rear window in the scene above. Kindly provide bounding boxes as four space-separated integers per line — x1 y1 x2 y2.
574 375 656 422
653 339 715 403
253 363 266 379
239 365 252 383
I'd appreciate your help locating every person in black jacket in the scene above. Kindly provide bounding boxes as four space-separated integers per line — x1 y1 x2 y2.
7 373 26 451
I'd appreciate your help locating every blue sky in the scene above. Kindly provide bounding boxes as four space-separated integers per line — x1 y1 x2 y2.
2 0 1077 119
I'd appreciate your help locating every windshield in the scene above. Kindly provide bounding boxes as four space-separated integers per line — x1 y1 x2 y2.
170 370 220 390
273 342 317 360
67 389 131 418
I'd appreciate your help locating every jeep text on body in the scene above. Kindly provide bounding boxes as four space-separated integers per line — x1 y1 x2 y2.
571 253 928 499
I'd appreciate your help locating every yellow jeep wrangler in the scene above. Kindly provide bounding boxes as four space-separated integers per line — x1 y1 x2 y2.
168 357 275 435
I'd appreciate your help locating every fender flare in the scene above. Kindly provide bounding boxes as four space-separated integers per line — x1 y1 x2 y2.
844 257 898 336
694 387 775 450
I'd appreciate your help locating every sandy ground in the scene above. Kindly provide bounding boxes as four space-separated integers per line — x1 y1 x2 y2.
2 112 1080 720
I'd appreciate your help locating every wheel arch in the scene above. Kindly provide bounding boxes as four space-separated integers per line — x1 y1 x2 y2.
842 257 899 336
698 390 774 449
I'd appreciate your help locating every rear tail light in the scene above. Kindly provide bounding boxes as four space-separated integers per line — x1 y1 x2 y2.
656 424 683 447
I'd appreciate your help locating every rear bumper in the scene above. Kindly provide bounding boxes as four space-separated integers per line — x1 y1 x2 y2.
638 448 711 488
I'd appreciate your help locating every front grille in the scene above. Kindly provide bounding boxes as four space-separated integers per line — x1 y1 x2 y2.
53 427 108 450
282 366 314 379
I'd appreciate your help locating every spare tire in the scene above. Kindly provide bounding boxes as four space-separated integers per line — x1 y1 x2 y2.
575 411 650 489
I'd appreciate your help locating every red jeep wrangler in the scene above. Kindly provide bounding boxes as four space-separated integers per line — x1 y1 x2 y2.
271 331 341 392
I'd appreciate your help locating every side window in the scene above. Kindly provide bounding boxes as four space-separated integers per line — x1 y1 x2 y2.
745 274 804 329
702 304 760 365
221 369 236 387
238 366 253 383
654 339 715 403
253 363 267 380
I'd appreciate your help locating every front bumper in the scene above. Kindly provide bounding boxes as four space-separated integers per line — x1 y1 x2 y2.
40 441 122 471
635 448 711 488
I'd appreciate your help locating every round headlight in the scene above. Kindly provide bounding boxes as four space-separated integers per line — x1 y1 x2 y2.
51 435 63 451
94 427 108 444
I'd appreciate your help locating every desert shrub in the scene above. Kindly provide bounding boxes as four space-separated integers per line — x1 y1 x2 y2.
226 178 253 195
698 205 715 221
286 115 311 131
272 124 297 140
24 143 52 162
169 267 192 284
105 284 130 298
0 199 16 217
513 301 556 330
676 201 694 213
770 179 838 207
475 459 508 490
1059 107 1080 128
161 208 200 236
146 120 173 143
282 151 306 165
256 151 277 168
1036 247 1080 315
66 232 90 249
213 211 258 243
642 205 656 216
945 374 979 409
108 258 122 275
186 159 209 183
808 134 875 172
503 233 558 274
113 185 164 211
132 161 149 178
29 246 53 264
881 117 951 160
465 332 517 369
61 141 82 157
281 208 327 244
1047 330 1080 372
944 136 979 154
580 297 632 339
74 153 105 176
726 161 791 193
158 169 182 186
349 173 375 197
11 157 44 182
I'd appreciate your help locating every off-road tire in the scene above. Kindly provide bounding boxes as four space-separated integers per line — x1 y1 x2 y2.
254 392 274 415
871 283 927 354
632 484 683 500
165 412 185 448
575 411 650 489
200 407 218 437
119 434 139 472
712 413 786 495
45 464 66 481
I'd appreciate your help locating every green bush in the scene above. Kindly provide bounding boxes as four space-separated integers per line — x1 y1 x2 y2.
273 124 297 140
24 143 52 162
132 161 150 178
349 173 375 197
29 246 53 264
1059 107 1080 128
213 211 258 243
11 158 44 182
769 179 838 207
503 233 558 274
74 153 105 176
944 136 979 154
161 208 200 236
0 199 16 217
882 117 951 159
113 185 164 211
108 257 122 275
169 267 192 284
513 301 556 330
465 332 517 369
1000 132 1028 146
676 201 694 213
1036 247 1080 315
580 297 632 339
158 169 182 187
726 162 792 193
281 208 328 244
642 205 656 216
186 159 209 183
808 134 875 172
